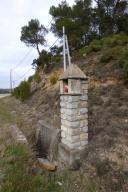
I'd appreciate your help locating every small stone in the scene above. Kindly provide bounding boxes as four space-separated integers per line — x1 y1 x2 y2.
37 158 57 171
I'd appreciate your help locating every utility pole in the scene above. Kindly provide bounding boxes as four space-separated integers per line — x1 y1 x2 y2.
63 26 66 71
10 69 13 93
66 35 71 66
63 26 71 71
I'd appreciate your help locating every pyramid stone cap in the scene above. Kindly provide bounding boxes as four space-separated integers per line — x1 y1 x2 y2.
59 64 87 80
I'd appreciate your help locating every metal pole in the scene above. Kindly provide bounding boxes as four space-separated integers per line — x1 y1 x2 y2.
66 35 71 66
63 26 66 71
10 69 13 93
12 81 15 90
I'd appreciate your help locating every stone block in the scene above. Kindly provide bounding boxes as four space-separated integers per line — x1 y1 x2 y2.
61 131 66 138
69 121 80 128
79 108 88 115
81 140 88 147
61 125 68 132
66 135 80 143
77 114 88 120
80 120 88 127
81 80 87 84
67 102 78 109
62 138 81 149
80 95 88 101
68 96 79 102
60 96 64 101
82 89 88 94
60 102 66 108
68 128 80 136
68 141 81 149
80 133 88 141
66 115 77 122
61 108 69 115
79 101 88 108
60 108 65 114
58 143 82 169
61 119 80 128
81 126 88 133
64 96 69 102
65 108 78 116
62 138 68 145
81 83 88 90
61 114 67 120
66 115 87 122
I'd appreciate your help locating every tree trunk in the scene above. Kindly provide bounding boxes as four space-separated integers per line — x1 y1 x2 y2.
36 44 41 56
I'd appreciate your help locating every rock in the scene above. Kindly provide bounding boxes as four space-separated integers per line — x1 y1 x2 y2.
10 125 28 144
37 158 57 171
56 181 63 186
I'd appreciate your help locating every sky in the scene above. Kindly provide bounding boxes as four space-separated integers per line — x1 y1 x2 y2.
0 0 75 89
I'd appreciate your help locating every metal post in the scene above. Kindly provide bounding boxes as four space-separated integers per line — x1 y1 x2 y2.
10 69 13 93
12 81 15 90
66 35 71 66
63 26 66 71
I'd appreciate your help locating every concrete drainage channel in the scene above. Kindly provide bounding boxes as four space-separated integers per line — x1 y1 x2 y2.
35 120 61 170
10 122 60 171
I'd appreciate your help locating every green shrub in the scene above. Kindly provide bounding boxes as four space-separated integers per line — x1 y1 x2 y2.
33 71 41 83
100 46 125 63
119 48 128 82
12 80 31 102
86 40 102 54
50 72 59 85
86 34 128 56
28 75 34 83
102 34 128 48
100 49 114 63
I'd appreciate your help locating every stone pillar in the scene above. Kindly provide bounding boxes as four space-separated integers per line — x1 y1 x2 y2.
59 64 88 168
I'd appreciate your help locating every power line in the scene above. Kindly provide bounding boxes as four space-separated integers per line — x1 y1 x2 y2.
47 37 62 52
13 71 21 79
13 67 33 83
46 19 53 29
12 47 33 71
